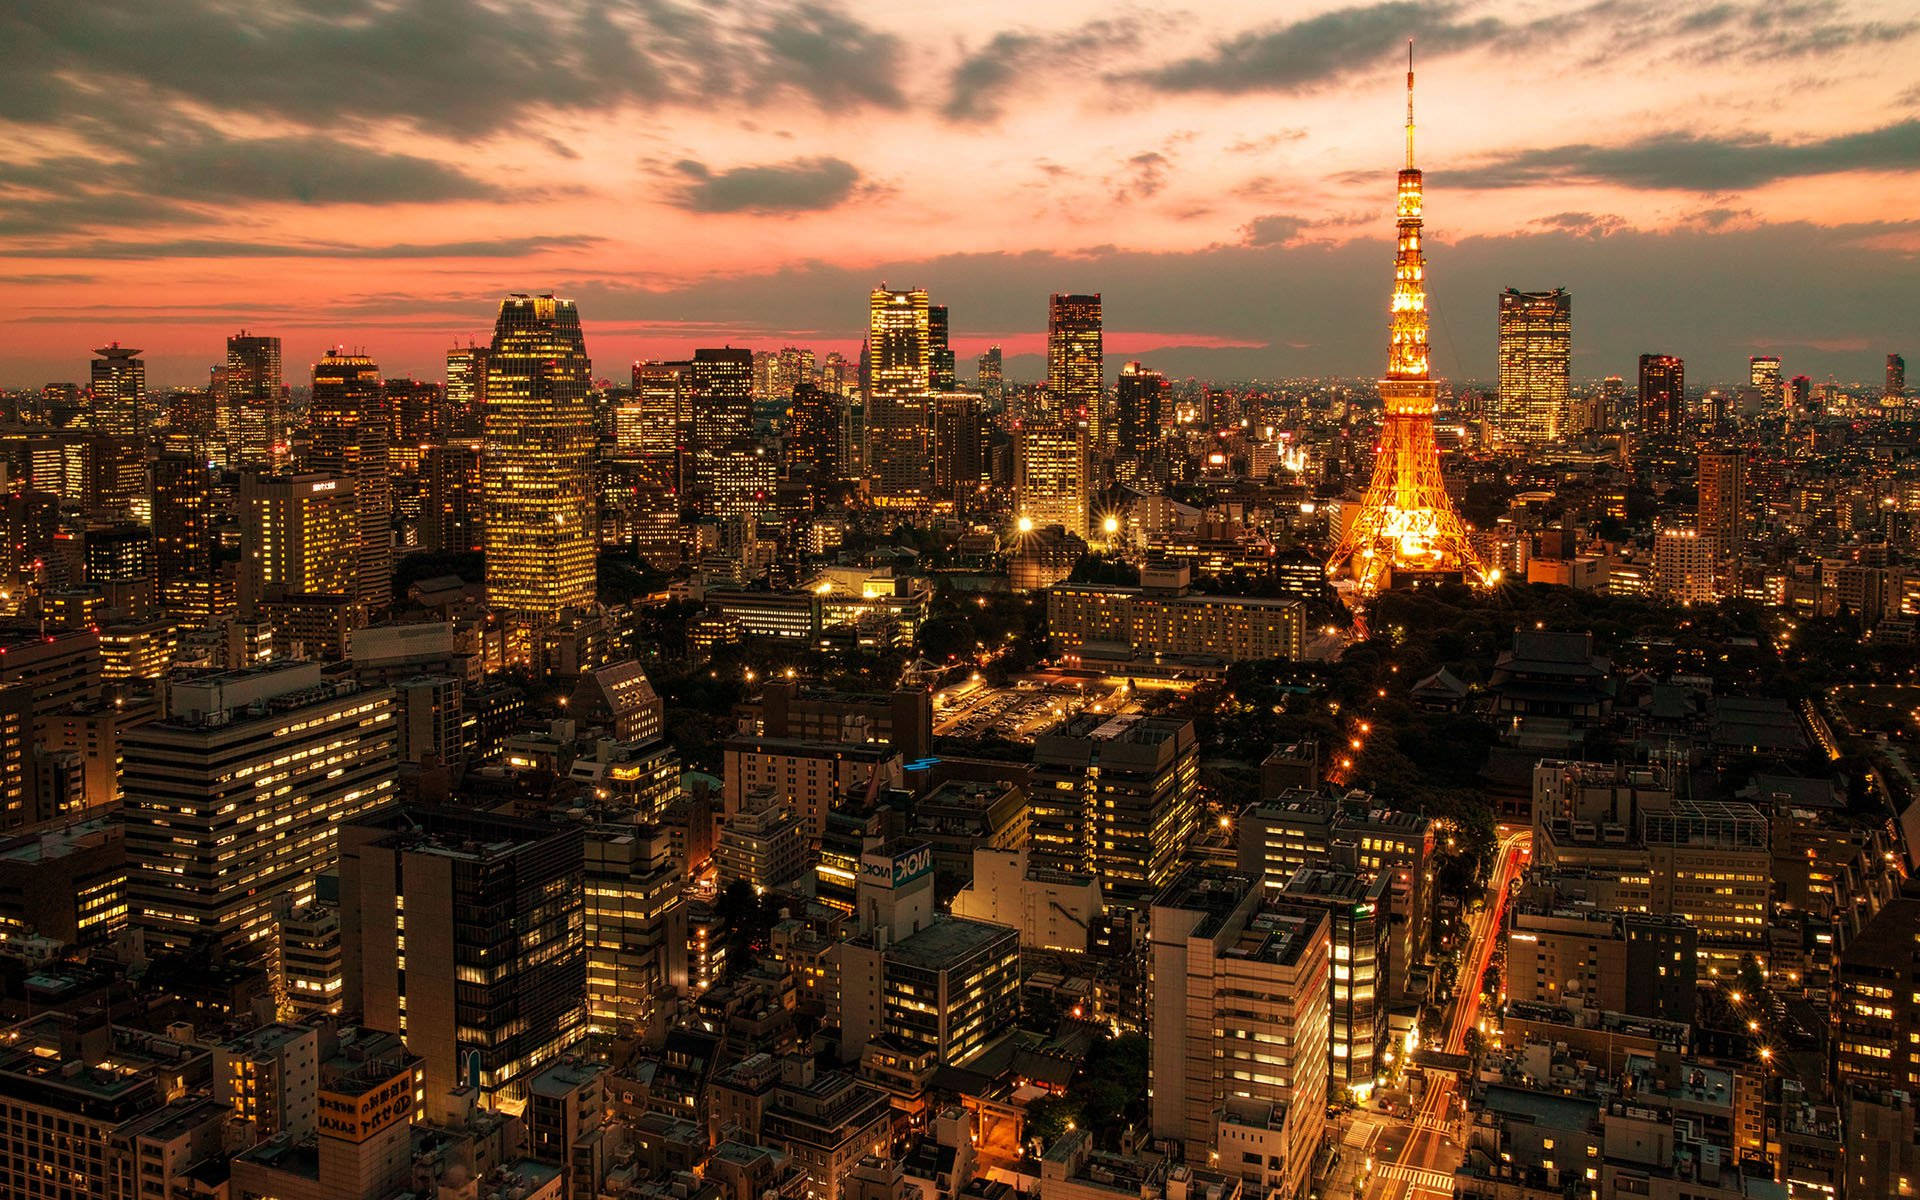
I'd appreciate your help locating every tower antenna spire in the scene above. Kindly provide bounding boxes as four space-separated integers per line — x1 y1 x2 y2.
1405 39 1416 169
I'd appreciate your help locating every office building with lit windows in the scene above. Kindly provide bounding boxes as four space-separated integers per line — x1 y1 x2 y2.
1273 866 1388 1096
1015 420 1089 538
1114 361 1170 455
634 359 692 456
1046 565 1306 665
1496 288 1571 442
481 294 596 624
690 347 753 449
927 303 956 391
1150 866 1329 1198
238 471 356 612
226 331 286 468
89 343 145 436
865 287 934 505
308 350 393 609
341 803 586 1115
445 342 488 431
1638 353 1686 435
1047 293 1103 436
120 662 397 958
1030 713 1200 898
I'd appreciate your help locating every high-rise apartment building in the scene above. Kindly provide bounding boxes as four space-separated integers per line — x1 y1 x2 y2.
928 303 956 391
689 348 753 449
482 294 596 623
866 286 933 505
1047 293 1103 436
1638 353 1686 435
1653 526 1714 606
1014 421 1089 538
1114 361 1170 455
1889 353 1908 401
1697 450 1746 595
341 804 587 1113
238 471 356 611
120 663 397 957
226 331 286 467
88 343 145 436
1151 867 1329 1198
152 452 213 581
309 350 393 608
1030 713 1200 898
976 345 1004 405
1496 288 1571 442
932 391 984 508
785 381 842 485
1600 375 1625 428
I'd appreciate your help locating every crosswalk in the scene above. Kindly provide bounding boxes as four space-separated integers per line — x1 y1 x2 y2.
1373 1162 1457 1193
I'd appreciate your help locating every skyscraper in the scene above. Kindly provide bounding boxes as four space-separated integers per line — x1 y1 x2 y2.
482 294 596 624
932 391 984 508
1749 355 1782 394
633 360 692 456
226 331 285 468
152 453 213 613
928 304 957 392
1014 420 1089 538
309 350 393 609
1638 354 1686 435
445 342 488 434
976 345 1004 405
238 472 356 611
786 381 842 485
88 343 145 437
1047 293 1103 435
1115 361 1170 455
689 347 753 448
121 662 397 957
1496 288 1572 442
341 804 586 1112
1697 450 1746 596
866 286 934 506
1889 353 1907 401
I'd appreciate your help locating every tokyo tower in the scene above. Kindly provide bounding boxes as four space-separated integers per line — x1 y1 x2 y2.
1326 43 1493 607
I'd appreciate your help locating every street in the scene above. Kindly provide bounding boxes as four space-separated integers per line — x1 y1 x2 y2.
1356 829 1532 1200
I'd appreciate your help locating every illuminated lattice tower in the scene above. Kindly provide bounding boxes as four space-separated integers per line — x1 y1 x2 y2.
1327 44 1489 603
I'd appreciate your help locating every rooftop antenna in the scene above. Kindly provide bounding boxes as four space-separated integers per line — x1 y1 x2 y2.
1405 39 1416 170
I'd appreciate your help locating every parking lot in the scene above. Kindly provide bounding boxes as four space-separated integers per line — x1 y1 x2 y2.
933 677 1138 742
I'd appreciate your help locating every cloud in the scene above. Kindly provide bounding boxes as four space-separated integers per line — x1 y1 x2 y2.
1532 211 1627 236
1124 1 1916 96
1243 215 1311 245
0 0 907 142
667 157 864 214
0 235 603 261
1129 2 1502 95
1451 119 1920 190
0 124 504 239
945 19 1145 121
1115 152 1171 202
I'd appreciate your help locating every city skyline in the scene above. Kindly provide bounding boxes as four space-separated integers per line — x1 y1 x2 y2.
2 1 1917 384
